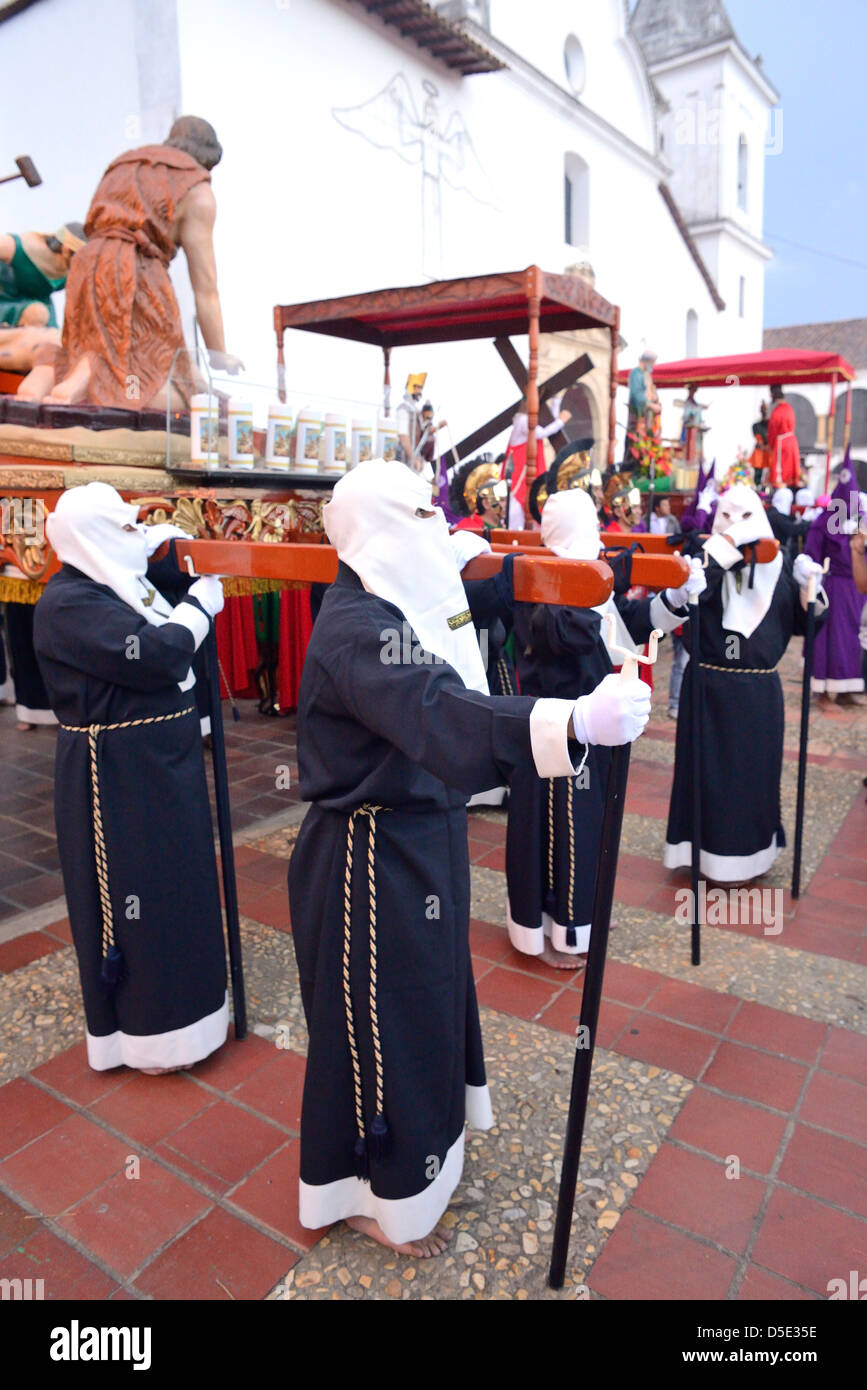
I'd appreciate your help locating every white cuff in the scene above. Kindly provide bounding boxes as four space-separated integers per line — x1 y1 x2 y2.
702 533 742 570
167 600 210 650
529 698 582 777
650 592 684 633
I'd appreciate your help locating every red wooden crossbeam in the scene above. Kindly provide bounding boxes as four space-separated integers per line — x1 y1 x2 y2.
171 538 614 608
488 545 689 591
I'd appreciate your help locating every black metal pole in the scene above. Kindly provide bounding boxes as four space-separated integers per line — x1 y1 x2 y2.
548 741 631 1290
791 593 817 900
205 626 247 1038
689 591 702 966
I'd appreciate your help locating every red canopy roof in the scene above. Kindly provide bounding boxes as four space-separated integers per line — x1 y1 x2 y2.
274 267 618 349
617 349 855 389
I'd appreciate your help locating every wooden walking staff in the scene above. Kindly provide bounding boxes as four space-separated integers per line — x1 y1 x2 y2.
523 266 543 514
792 557 830 899
688 567 703 967
548 621 662 1290
824 373 837 495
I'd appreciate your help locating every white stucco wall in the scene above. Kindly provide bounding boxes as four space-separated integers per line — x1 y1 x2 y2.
0 0 773 468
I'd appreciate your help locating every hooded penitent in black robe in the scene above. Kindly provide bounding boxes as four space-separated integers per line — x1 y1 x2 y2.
33 562 228 1070
663 548 824 881
287 562 582 1244
505 590 675 955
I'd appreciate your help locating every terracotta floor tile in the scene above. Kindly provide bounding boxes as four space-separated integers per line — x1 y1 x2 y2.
781 922 861 964
736 1265 818 1301
820 1027 867 1084
0 931 64 973
228 1140 328 1249
42 917 73 945
231 1049 306 1132
238 852 289 889
0 1078 73 1160
799 1072 867 1147
162 1100 285 1186
471 955 492 984
475 846 506 871
818 852 867 885
0 1113 130 1213
751 1188 867 1296
803 874 866 909
612 877 654 909
615 1014 719 1080
465 816 506 844
475 967 560 1022
0 1189 35 1258
133 1205 295 1300
588 1208 737 1301
0 1228 117 1299
468 918 512 963
187 1033 274 1092
778 1124 867 1219
243 887 291 930
633 1143 767 1254
724 1001 827 1063
595 959 666 1007
703 1042 808 1110
648 979 740 1034
498 946 583 982
668 1087 787 1175
536 994 634 1049
57 1159 211 1279
32 1042 128 1107
90 1072 214 1147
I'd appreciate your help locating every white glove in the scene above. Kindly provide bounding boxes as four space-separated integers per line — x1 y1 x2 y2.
188 575 225 618
139 522 189 557
724 517 765 549
792 554 823 587
859 626 867 653
572 672 651 747
666 556 707 608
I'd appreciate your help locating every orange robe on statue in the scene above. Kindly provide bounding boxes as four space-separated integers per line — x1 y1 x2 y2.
45 145 209 408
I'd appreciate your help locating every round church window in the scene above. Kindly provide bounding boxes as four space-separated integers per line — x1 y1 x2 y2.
564 35 586 96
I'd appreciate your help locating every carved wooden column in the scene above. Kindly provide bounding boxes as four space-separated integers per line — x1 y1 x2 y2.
608 307 620 470
524 266 543 519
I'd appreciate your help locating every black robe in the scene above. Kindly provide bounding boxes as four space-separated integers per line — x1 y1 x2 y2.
664 550 822 881
288 562 577 1243
506 593 662 953
33 563 227 1070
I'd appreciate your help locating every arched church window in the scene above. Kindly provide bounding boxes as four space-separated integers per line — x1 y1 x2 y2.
564 35 586 96
788 393 818 452
564 153 589 247
737 135 748 211
833 388 867 448
686 309 698 358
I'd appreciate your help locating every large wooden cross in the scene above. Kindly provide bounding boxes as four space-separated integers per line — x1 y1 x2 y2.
452 347 593 462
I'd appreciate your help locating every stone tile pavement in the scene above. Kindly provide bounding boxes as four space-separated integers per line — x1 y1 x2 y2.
0 641 863 1299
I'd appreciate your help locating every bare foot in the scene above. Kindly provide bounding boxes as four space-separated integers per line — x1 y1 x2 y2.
45 357 92 405
139 1065 194 1075
837 692 866 707
16 363 56 401
345 1214 451 1258
538 940 588 971
16 721 33 732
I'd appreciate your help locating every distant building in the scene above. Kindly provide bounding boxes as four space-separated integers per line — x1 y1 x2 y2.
1 0 782 466
763 320 867 482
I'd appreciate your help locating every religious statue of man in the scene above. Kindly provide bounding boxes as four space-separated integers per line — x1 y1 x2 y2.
624 348 661 468
18 116 241 409
396 372 428 469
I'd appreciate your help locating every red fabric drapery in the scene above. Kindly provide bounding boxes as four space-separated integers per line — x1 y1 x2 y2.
215 588 313 714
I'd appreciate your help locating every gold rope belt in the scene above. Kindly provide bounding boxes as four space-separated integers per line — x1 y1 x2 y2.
699 663 779 674
343 803 389 1176
59 707 195 970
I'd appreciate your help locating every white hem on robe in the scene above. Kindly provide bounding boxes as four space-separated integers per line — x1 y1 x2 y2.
506 906 590 955
15 703 57 725
663 834 781 882
299 1085 494 1245
810 675 865 693
86 991 229 1071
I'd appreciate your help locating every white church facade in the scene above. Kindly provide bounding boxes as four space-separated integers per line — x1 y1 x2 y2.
1 0 780 469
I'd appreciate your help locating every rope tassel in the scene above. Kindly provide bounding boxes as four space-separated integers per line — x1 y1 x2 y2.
343 804 389 1176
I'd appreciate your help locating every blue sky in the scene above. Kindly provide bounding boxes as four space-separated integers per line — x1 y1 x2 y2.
725 0 867 328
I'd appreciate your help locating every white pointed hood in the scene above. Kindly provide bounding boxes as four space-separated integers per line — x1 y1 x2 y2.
541 488 640 657
324 459 488 694
46 482 174 625
712 483 782 637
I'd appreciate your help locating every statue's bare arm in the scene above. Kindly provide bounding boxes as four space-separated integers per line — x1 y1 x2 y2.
176 183 242 372
0 234 16 264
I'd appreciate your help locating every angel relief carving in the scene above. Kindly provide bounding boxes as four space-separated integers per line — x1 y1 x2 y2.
333 74 494 278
